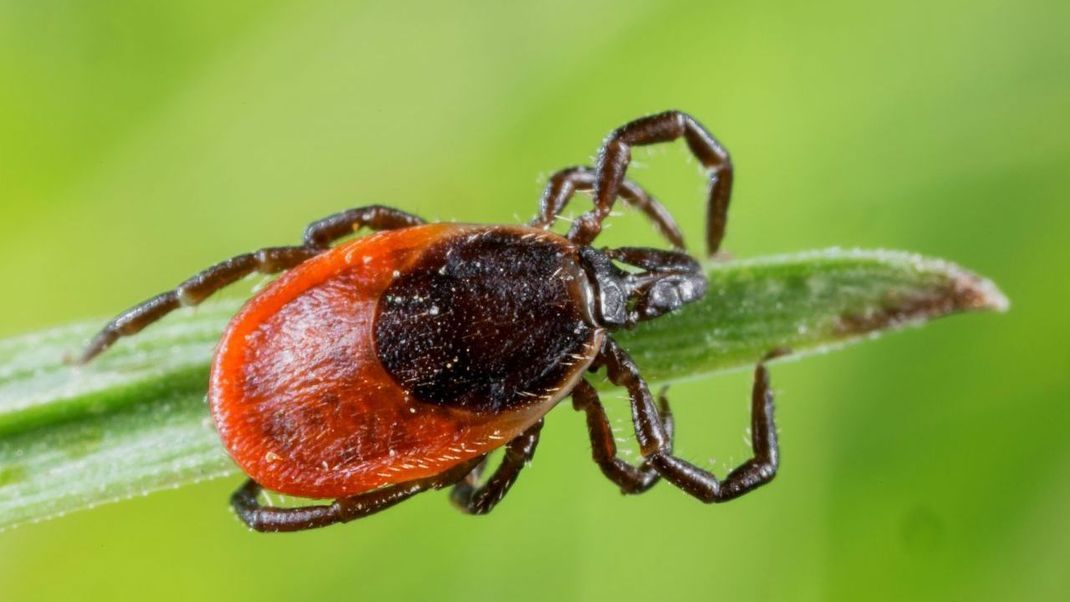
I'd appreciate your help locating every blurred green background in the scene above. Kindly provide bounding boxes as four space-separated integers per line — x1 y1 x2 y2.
0 0 1067 600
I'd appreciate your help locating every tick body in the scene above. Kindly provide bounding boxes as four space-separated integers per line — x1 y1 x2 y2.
82 110 784 532
213 224 602 498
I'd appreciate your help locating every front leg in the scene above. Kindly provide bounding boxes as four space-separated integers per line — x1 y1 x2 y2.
531 166 686 250
601 338 782 503
569 111 733 257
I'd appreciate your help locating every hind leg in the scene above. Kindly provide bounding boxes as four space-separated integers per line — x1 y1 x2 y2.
77 205 424 363
232 456 482 533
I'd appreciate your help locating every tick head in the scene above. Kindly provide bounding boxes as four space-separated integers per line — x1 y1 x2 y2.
634 270 707 320
578 246 707 329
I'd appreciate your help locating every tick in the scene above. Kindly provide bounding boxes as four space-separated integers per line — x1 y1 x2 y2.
79 111 782 532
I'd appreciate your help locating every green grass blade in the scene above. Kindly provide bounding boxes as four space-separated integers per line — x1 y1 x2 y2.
0 248 1007 529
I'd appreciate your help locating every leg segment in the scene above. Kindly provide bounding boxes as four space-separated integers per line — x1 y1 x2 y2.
604 246 700 273
572 379 674 494
303 204 425 248
601 337 781 503
450 419 543 515
78 205 424 363
76 246 317 364
231 457 483 532
531 166 686 250
568 111 733 257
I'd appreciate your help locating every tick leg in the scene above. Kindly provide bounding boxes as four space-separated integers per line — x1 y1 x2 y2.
604 246 700 273
601 338 781 503
450 419 544 515
568 111 733 257
78 205 424 363
76 246 317 364
572 379 674 494
303 204 425 248
231 457 483 533
531 166 686 250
